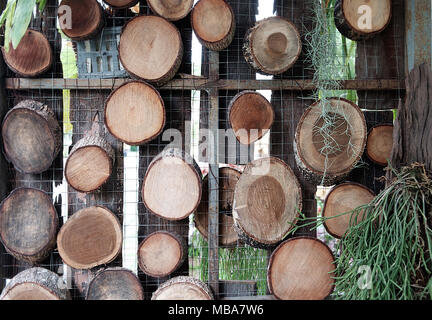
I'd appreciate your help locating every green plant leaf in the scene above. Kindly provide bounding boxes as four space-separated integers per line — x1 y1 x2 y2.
11 0 36 49
37 0 46 13
4 1 17 52
0 0 15 27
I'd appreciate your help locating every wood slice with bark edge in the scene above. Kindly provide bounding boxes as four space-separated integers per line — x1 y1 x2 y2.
118 15 183 86
85 267 144 300
191 0 235 51
334 0 392 41
366 124 394 166
243 16 302 76
1 29 52 77
142 148 202 221
0 188 58 264
103 0 139 9
58 0 104 41
148 0 194 21
57 206 122 270
228 91 274 145
194 167 240 246
104 81 166 146
152 276 214 300
294 98 367 186
138 231 186 278
232 157 302 249
267 237 335 300
323 182 375 239
0 267 70 300
2 99 61 174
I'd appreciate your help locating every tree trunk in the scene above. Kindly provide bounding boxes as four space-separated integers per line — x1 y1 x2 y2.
366 124 394 166
152 276 214 300
103 0 139 9
148 0 194 21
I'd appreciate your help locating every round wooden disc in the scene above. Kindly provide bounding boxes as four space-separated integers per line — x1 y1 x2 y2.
268 237 335 300
119 15 183 84
86 268 144 300
103 0 139 9
1 29 52 77
366 124 393 166
138 231 184 277
57 206 122 269
229 91 274 145
104 81 165 145
152 276 213 300
0 188 58 263
148 0 194 21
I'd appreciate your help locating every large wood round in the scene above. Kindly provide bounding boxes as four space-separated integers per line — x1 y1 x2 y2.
57 206 122 269
335 0 392 41
86 268 144 300
229 91 274 145
232 157 302 249
119 15 183 85
138 231 185 278
294 98 367 186
0 188 58 264
152 276 214 300
2 100 61 174
0 268 70 300
103 0 139 9
1 29 52 77
244 16 301 75
142 148 202 221
323 183 375 239
191 0 235 51
366 124 393 166
268 237 335 300
148 0 194 21
104 81 165 146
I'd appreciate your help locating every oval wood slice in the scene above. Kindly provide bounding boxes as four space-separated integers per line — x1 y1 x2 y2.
268 237 335 300
86 268 144 300
366 124 394 166
2 100 61 174
119 15 183 85
334 0 392 41
232 157 302 249
294 98 367 186
323 183 375 239
148 0 194 21
138 231 186 277
57 206 122 269
0 267 70 300
243 16 301 75
195 167 240 246
104 81 165 145
229 91 274 145
103 0 139 9
142 148 202 221
1 29 52 77
59 0 104 40
191 0 235 51
0 188 58 264
152 276 214 300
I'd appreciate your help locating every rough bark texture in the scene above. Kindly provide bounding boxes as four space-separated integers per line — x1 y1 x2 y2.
152 276 214 300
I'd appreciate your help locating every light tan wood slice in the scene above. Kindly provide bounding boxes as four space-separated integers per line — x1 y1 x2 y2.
152 276 214 300
366 124 393 166
103 0 139 9
147 0 194 21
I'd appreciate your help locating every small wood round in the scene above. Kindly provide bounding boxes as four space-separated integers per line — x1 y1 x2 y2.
1 29 52 77
152 276 214 300
57 206 122 270
2 100 61 174
268 237 335 300
366 124 394 166
0 188 58 264
0 268 71 300
138 231 185 278
334 0 392 41
243 16 301 75
119 15 183 85
228 91 274 145
86 268 144 300
232 157 302 249
142 148 203 221
103 0 139 9
148 0 194 21
194 167 241 246
323 183 375 239
191 0 235 51
294 98 367 186
104 81 165 146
